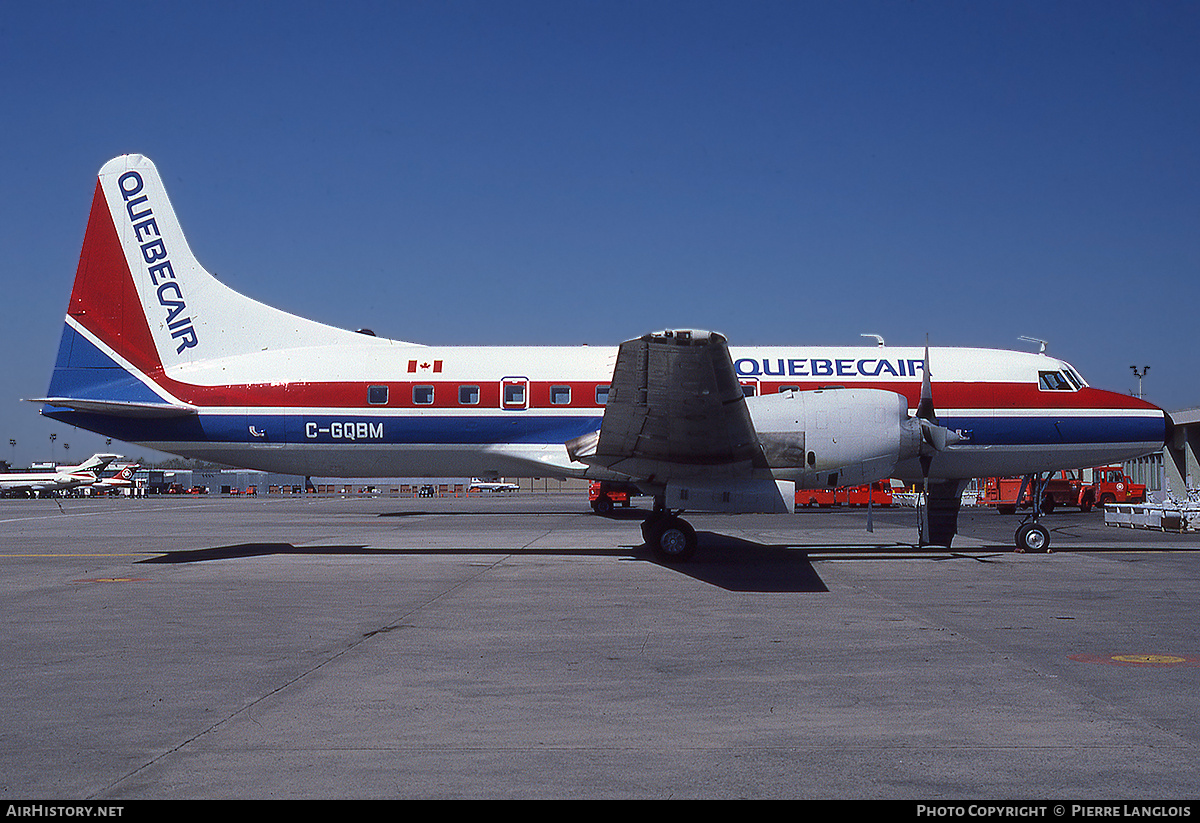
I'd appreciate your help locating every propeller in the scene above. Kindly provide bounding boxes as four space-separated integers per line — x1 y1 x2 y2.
907 340 964 544
916 341 937 425
917 343 935 542
911 341 963 475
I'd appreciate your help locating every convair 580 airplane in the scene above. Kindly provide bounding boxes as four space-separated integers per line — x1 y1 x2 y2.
35 155 1169 558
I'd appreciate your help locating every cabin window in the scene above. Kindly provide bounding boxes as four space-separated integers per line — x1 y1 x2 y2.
413 385 434 405
779 385 799 393
459 385 479 405
551 386 571 405
504 383 525 406
367 385 388 405
1038 371 1073 391
595 385 610 405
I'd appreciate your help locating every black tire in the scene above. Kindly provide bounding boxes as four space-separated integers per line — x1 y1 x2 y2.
644 515 697 562
1015 523 1051 553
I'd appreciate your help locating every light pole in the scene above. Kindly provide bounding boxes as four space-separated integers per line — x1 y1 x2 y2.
1130 365 1150 399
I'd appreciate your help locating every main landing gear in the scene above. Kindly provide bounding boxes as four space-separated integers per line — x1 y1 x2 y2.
641 498 698 562
1014 473 1052 553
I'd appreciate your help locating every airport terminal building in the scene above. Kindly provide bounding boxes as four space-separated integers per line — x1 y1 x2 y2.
1161 406 1200 504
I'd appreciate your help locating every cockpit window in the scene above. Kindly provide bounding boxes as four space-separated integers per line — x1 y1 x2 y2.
1039 371 1074 391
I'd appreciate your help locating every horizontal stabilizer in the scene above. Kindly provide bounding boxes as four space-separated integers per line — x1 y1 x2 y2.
31 397 197 418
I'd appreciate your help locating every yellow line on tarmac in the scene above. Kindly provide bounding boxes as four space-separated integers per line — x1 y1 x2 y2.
0 553 153 558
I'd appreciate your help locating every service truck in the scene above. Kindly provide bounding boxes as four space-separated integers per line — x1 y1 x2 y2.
1089 466 1147 508
983 467 1146 514
589 480 642 514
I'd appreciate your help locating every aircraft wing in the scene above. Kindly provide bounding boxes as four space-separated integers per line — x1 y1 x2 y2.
568 330 769 483
0 481 36 492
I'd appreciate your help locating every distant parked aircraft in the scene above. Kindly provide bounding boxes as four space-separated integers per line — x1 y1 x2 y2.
0 453 122 495
469 478 519 492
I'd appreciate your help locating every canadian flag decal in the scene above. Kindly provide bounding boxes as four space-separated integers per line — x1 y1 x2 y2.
407 360 443 373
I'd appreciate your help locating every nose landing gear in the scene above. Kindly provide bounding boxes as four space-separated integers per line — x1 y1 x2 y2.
1014 473 1052 553
1015 520 1051 553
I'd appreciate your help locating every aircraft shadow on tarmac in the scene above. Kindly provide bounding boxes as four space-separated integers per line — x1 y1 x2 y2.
136 534 994 593
136 537 828 592
679 533 998 592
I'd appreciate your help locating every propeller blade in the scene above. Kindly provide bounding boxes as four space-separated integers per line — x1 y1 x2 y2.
915 341 937 546
916 340 937 423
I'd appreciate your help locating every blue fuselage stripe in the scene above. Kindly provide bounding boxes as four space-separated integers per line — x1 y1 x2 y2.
41 411 605 446
41 409 1163 449
942 415 1165 447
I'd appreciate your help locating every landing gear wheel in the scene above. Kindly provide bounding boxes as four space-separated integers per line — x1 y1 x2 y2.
643 515 697 563
1015 522 1051 553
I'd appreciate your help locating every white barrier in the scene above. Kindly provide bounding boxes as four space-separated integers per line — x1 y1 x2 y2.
1104 503 1194 532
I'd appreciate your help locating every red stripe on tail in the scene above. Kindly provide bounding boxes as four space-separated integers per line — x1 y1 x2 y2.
67 181 162 376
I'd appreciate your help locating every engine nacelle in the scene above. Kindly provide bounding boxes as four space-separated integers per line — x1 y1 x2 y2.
746 388 926 489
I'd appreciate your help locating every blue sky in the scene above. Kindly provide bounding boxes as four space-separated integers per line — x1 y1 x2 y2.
1 0 1196 467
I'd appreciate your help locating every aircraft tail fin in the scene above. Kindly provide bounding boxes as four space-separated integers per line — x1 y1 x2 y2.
45 155 404 410
106 464 139 483
67 453 122 473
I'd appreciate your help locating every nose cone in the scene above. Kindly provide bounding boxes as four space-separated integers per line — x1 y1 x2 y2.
1136 397 1173 448
1085 388 1170 453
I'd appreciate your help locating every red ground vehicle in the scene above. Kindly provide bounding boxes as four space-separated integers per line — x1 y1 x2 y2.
796 481 893 508
589 480 640 514
983 467 1146 513
983 471 1089 513
795 487 839 507
843 482 894 507
1089 466 1147 508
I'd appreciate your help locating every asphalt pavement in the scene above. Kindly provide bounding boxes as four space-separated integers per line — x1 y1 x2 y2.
2 493 1198 799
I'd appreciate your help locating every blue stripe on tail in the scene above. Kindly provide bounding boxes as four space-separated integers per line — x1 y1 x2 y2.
46 324 167 406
